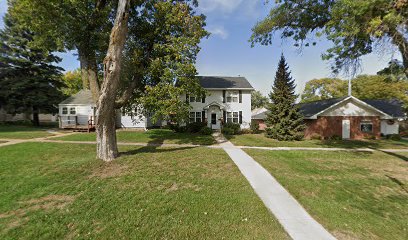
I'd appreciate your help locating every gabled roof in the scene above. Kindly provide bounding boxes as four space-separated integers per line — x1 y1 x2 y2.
251 107 268 120
298 97 348 118
59 90 95 105
362 99 405 118
298 96 405 119
198 76 254 89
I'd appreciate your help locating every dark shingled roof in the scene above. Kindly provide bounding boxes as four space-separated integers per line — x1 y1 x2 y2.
198 76 254 89
361 99 405 118
59 90 95 105
298 97 406 118
298 97 347 117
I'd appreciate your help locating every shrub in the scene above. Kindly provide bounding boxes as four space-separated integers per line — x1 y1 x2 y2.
241 128 252 134
168 124 186 133
328 135 342 141
186 122 207 133
222 127 235 135
222 122 241 135
199 126 213 135
364 135 376 140
310 133 322 140
386 134 402 141
250 123 261 134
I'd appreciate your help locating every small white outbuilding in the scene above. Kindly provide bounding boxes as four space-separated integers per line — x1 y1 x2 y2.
58 90 149 130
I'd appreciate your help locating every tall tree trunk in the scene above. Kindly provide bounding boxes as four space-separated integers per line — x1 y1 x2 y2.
389 28 408 78
32 106 40 126
95 0 130 161
78 49 90 89
87 52 101 103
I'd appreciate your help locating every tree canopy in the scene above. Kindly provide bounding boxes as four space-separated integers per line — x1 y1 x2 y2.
251 90 269 110
61 69 83 96
251 0 408 77
0 13 64 126
301 75 408 105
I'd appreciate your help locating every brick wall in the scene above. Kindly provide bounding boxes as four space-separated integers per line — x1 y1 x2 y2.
304 116 381 140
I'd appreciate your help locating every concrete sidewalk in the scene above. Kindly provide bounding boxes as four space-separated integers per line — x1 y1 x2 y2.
213 133 336 240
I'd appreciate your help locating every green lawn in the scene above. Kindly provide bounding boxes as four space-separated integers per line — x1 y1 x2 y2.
0 143 288 239
227 134 408 149
245 149 408 240
54 129 216 145
0 125 54 139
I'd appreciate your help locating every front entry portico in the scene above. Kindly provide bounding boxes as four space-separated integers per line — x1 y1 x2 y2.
204 102 225 130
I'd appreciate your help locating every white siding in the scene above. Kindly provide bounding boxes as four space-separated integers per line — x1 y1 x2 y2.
381 120 399 135
59 104 94 125
182 89 252 129
117 114 147 128
321 101 380 117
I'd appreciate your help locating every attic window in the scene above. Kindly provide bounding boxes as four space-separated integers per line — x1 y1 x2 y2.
360 121 373 133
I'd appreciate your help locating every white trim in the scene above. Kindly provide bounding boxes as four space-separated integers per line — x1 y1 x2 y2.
308 96 393 119
203 101 226 110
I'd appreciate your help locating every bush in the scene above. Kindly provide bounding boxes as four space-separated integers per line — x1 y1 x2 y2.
199 126 213 135
364 135 376 140
386 134 402 141
241 128 252 134
328 135 342 141
222 122 241 135
310 133 322 140
168 124 187 133
186 122 207 133
250 123 261 134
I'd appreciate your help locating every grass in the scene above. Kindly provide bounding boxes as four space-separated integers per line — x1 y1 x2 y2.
245 149 408 240
227 133 408 149
0 125 55 139
54 129 216 145
0 142 288 239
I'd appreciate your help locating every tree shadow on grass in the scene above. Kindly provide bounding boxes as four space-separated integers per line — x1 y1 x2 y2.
385 175 408 194
379 150 408 162
145 129 215 145
120 146 197 156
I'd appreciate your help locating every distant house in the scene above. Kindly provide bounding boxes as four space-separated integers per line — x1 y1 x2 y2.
299 96 405 139
0 107 57 123
183 76 254 130
251 107 268 130
58 90 150 130
58 76 254 130
251 96 405 140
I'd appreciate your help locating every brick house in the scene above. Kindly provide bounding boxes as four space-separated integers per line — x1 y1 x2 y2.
299 96 405 140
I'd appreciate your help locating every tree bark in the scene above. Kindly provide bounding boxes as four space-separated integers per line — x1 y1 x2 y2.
32 106 40 126
389 28 408 78
95 0 130 161
78 49 90 89
87 52 101 103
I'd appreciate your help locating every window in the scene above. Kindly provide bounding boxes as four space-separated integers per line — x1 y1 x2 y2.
62 107 68 115
189 112 202 123
360 121 373 133
226 91 238 103
189 96 202 103
226 111 239 123
69 107 76 115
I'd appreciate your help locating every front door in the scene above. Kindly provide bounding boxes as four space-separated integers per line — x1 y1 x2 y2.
211 113 220 130
342 120 350 139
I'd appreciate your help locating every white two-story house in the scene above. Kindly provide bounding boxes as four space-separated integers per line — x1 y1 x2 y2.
183 76 254 130
58 76 254 130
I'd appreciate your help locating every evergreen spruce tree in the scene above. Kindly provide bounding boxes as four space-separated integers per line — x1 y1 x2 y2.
0 14 64 126
265 55 305 141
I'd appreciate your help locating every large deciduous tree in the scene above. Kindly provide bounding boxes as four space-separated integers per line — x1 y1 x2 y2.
300 75 408 105
265 55 304 141
0 13 64 126
251 90 269 110
251 0 408 77
9 0 208 160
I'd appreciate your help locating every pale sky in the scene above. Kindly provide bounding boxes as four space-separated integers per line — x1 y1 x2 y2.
0 0 400 96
